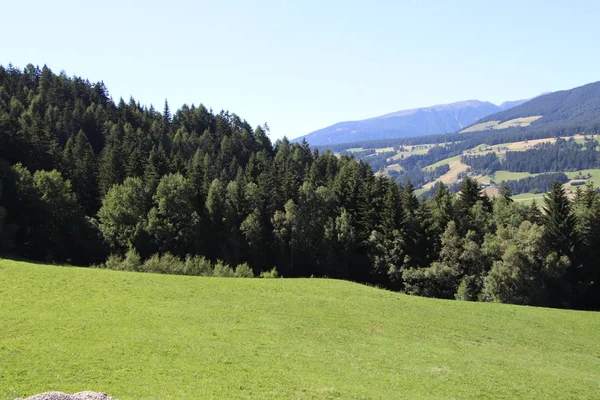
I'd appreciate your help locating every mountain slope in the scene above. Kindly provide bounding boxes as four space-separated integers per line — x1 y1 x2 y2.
295 100 525 146
465 81 600 132
2 259 600 399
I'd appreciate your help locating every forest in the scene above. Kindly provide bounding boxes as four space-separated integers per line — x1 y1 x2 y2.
500 173 569 195
476 80 600 129
1 64 599 310
462 138 600 175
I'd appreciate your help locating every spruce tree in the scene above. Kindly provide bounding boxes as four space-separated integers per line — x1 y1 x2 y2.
63 130 98 214
98 124 124 195
542 181 578 306
542 182 576 259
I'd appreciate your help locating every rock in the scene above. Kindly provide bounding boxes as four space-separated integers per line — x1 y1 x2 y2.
17 391 115 400
18 392 73 400
72 392 114 400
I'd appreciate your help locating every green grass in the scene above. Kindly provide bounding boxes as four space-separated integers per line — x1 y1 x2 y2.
493 171 536 182
566 169 600 185
425 155 461 169
473 174 492 184
512 192 546 205
1 259 600 399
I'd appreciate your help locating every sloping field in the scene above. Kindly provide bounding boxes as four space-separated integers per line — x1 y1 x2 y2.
461 120 501 133
461 116 542 133
512 192 546 205
496 116 543 129
493 171 537 182
1 259 599 399
566 169 600 186
423 159 470 189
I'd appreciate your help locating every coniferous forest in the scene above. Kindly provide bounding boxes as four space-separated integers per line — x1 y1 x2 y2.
1 64 599 310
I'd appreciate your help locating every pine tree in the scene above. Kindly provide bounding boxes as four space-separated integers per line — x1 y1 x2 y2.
144 147 170 194
63 130 98 214
542 181 578 306
162 99 171 131
542 182 576 259
500 183 513 202
98 124 124 195
528 199 543 225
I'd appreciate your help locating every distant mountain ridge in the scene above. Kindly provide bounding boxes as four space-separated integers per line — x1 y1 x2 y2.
468 82 600 131
294 98 530 146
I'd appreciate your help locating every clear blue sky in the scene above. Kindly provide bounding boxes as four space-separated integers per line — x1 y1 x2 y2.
2 0 599 140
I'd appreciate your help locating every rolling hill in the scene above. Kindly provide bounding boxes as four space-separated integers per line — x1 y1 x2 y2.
463 81 600 133
294 99 529 146
2 259 599 399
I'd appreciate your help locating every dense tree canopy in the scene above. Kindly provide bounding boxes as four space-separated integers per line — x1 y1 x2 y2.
1 64 599 310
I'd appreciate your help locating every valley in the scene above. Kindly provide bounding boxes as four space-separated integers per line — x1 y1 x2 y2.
335 134 600 203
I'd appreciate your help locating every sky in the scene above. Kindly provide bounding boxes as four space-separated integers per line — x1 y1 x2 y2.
2 0 600 140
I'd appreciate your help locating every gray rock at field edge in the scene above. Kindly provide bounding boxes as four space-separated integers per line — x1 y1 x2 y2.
16 391 115 400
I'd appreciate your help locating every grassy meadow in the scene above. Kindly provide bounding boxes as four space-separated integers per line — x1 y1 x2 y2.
1 259 599 399
493 171 536 182
566 169 600 186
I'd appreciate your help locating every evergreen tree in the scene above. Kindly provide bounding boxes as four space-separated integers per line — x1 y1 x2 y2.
98 124 124 195
2 63 600 310
542 182 576 259
163 99 171 129
144 147 170 193
63 130 98 214
542 181 579 306
528 199 543 225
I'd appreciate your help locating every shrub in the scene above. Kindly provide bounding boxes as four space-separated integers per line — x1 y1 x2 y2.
212 260 235 277
184 255 213 276
160 252 185 274
234 262 254 278
455 275 482 301
104 253 124 270
122 247 142 272
142 253 162 273
259 267 279 278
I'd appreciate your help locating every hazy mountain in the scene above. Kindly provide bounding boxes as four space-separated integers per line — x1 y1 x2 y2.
294 99 526 146
499 99 531 110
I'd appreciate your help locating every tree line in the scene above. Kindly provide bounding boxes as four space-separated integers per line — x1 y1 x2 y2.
500 173 569 195
1 64 599 310
462 138 599 176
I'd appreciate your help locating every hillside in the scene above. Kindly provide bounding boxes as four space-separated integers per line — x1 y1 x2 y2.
334 132 600 204
2 259 599 400
2 64 600 313
294 99 528 146
463 81 600 132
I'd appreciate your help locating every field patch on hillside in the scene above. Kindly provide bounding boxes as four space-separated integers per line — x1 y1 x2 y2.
423 159 469 188
461 116 542 133
2 259 599 399
461 120 501 133
566 169 600 186
512 192 546 204
494 171 537 182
